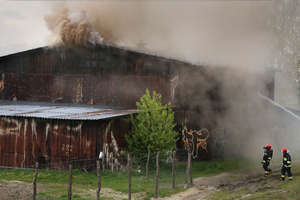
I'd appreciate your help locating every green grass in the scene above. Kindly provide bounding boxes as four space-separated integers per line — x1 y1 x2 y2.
0 159 248 200
207 165 300 200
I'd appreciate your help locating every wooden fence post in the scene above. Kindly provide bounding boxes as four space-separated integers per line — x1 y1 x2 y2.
68 163 73 200
102 154 105 170
96 160 101 200
188 151 193 185
185 151 192 187
172 151 176 189
128 153 132 200
146 146 151 179
154 151 160 199
33 162 39 200
185 153 188 187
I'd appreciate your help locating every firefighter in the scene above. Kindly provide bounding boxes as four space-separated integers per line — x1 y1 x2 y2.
262 144 273 176
281 147 293 181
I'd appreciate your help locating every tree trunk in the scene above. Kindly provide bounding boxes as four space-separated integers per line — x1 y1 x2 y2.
154 151 160 198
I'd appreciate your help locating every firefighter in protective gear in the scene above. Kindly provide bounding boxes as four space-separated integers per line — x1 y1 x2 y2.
281 148 293 181
261 144 273 176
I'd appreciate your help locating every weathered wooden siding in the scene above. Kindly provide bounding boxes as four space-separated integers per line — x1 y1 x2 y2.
0 73 171 107
0 46 188 107
0 117 129 169
0 45 275 163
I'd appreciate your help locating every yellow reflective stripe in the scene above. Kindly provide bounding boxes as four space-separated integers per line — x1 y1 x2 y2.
268 157 271 160
284 158 287 161
287 161 291 163
287 165 292 167
281 175 285 178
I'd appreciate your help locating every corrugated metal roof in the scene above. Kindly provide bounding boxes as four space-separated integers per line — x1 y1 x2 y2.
0 101 137 120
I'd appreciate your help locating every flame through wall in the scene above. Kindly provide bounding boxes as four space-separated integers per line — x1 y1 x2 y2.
181 126 210 159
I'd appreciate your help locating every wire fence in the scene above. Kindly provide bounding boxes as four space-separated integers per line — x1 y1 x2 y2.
0 150 194 200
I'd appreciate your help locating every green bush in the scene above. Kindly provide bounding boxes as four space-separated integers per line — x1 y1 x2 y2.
126 89 177 164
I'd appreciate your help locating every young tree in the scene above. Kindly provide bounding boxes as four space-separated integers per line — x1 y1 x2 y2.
126 89 177 163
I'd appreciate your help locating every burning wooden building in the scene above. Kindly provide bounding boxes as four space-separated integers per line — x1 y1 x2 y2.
0 44 201 169
0 44 274 168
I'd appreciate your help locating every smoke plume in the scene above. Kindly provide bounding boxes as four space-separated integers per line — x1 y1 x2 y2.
45 1 275 68
44 1 300 160
45 8 103 46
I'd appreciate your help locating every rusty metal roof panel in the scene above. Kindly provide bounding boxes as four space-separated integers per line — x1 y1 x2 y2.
0 101 136 120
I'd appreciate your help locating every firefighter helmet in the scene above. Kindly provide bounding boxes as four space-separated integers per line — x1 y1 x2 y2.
282 147 287 153
266 144 271 149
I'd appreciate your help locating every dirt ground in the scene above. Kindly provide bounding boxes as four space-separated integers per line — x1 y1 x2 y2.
157 169 282 200
0 181 144 200
0 181 32 200
156 173 234 200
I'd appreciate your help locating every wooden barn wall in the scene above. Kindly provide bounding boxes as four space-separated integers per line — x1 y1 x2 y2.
0 46 275 161
0 116 130 169
0 46 187 107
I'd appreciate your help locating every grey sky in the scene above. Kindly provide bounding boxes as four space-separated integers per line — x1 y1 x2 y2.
0 0 51 56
